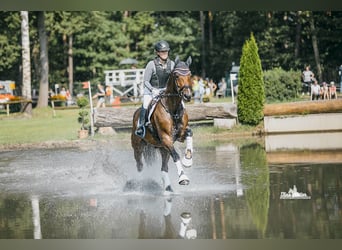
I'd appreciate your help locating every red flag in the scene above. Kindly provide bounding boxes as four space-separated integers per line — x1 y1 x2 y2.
82 81 90 89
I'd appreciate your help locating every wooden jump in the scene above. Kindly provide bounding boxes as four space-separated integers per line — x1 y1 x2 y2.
267 151 342 164
263 99 342 116
94 102 237 128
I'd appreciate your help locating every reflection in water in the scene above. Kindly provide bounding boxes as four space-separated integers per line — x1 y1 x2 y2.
215 144 243 197
31 195 41 239
265 132 342 152
268 164 342 238
0 139 341 239
179 212 197 239
240 143 269 237
137 198 197 239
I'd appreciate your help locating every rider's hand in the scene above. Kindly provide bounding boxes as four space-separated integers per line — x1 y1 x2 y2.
152 88 160 97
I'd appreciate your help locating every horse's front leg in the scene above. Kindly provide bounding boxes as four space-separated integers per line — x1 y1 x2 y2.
160 128 189 186
159 148 173 194
169 147 190 186
182 127 193 167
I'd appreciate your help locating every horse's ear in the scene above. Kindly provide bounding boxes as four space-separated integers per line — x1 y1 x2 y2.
186 56 192 66
175 55 180 65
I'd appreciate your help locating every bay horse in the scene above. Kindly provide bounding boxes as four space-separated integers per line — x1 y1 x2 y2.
131 56 193 194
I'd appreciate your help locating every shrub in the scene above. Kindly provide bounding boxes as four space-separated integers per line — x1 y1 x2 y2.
76 96 89 108
264 68 302 102
76 96 90 130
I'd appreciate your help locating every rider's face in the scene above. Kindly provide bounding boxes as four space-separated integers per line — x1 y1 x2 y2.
157 51 169 61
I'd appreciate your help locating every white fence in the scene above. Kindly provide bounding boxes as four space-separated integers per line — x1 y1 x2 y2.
104 69 144 101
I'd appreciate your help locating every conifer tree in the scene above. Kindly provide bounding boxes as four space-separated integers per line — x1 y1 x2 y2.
237 33 265 125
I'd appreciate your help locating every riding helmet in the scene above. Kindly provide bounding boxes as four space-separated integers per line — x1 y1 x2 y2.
154 40 170 52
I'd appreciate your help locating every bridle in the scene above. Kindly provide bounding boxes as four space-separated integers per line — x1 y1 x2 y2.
162 66 191 98
158 65 191 122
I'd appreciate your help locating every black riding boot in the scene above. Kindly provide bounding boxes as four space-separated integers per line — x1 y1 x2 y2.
135 107 147 138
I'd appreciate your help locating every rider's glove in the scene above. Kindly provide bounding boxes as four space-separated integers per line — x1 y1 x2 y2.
152 88 160 97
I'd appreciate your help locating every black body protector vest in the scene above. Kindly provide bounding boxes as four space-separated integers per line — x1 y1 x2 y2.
150 58 172 88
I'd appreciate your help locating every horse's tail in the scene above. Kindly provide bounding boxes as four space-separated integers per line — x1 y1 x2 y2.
143 144 157 166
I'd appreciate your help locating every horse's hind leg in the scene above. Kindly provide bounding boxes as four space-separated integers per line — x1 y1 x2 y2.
159 148 173 193
182 127 193 167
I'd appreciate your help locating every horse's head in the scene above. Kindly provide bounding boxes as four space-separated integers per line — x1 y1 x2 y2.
172 56 192 102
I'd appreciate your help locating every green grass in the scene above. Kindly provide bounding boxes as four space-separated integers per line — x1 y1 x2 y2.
206 96 233 103
0 107 80 145
192 123 256 134
0 98 262 146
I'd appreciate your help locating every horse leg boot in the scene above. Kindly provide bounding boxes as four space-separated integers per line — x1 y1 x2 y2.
182 128 193 167
170 148 190 185
176 160 190 185
135 107 147 138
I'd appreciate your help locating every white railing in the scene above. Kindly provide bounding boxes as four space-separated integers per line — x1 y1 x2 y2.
104 69 144 100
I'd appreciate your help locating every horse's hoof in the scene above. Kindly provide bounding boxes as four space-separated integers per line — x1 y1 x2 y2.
137 164 143 172
164 185 174 195
179 174 190 185
182 156 192 168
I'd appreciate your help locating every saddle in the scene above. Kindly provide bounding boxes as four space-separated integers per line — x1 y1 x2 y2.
144 92 185 141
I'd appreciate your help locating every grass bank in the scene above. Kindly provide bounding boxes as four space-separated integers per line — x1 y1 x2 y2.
0 107 80 145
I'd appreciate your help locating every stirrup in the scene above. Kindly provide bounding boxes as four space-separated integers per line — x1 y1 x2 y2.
135 125 146 138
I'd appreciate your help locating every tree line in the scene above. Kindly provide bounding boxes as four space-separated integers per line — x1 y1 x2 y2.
0 11 341 109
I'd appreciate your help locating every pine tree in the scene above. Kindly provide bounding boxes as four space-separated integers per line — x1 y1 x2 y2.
237 33 265 125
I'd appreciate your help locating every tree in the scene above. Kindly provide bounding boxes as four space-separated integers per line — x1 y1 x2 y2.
0 12 21 82
37 11 49 108
49 11 87 96
237 33 265 125
199 11 206 78
309 12 322 82
1 11 341 100
20 11 32 115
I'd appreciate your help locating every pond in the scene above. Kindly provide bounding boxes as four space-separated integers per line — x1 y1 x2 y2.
0 133 341 239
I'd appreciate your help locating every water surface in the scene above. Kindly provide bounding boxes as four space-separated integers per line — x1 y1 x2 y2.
0 136 341 239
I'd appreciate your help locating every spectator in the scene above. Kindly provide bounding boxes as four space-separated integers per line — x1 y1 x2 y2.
198 77 205 103
192 75 200 103
321 82 329 100
207 78 217 97
60 87 67 97
93 83 106 108
216 78 227 98
311 79 320 100
65 89 73 106
302 65 315 95
48 88 55 98
105 85 113 105
329 81 337 99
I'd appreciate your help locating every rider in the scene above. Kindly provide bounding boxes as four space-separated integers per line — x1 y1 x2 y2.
135 40 175 138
